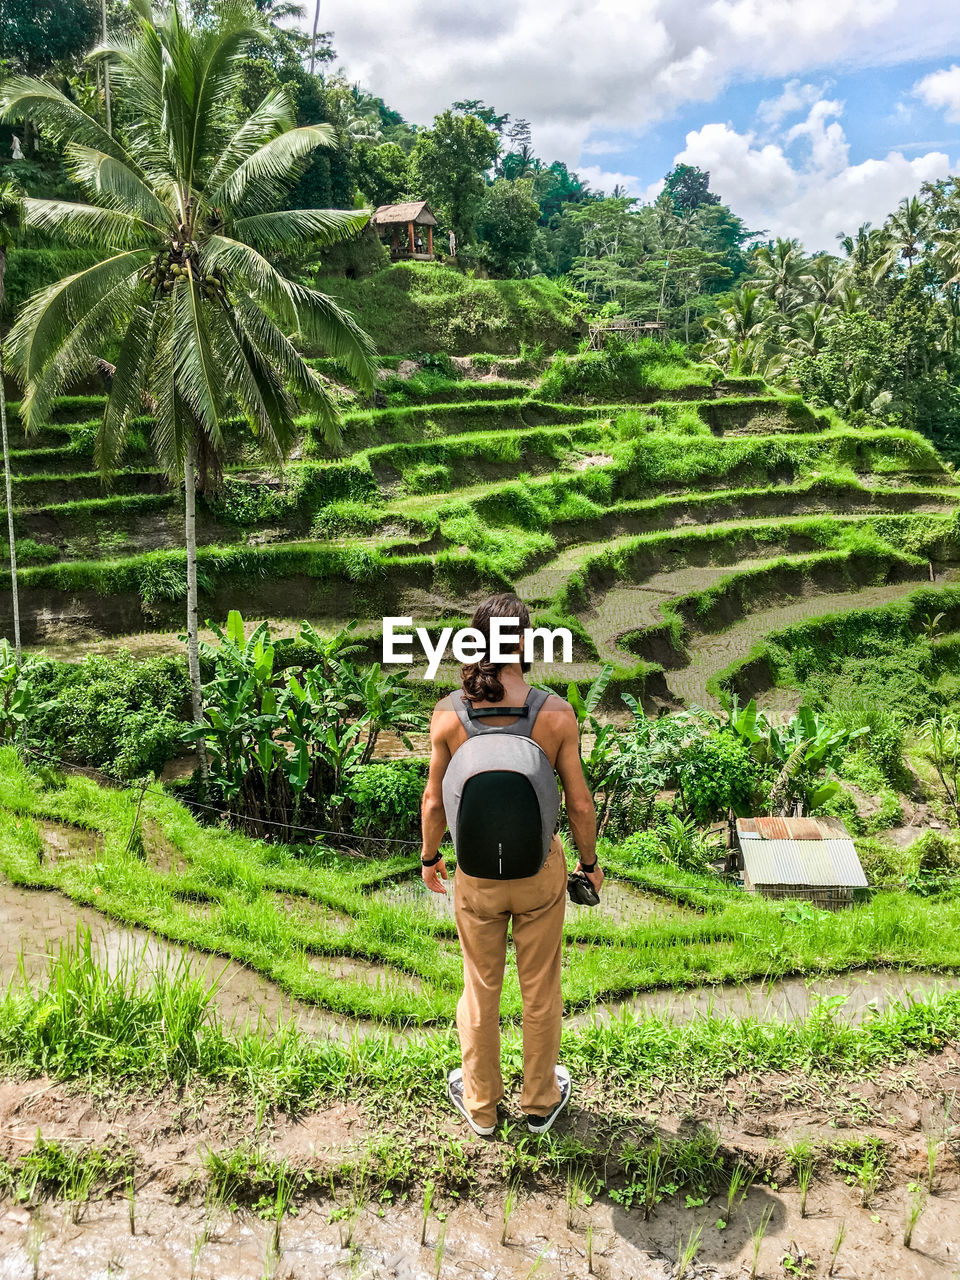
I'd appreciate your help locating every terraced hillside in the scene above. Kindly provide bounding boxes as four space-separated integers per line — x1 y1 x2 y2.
5 344 960 712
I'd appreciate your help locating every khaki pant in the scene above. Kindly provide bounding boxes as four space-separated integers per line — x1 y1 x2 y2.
453 835 567 1128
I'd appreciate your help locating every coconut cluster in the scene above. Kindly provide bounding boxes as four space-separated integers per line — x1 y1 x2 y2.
144 240 226 301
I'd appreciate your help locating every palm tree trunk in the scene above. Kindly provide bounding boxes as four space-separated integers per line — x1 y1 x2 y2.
309 0 321 76
101 0 112 137
184 437 208 784
0 250 20 663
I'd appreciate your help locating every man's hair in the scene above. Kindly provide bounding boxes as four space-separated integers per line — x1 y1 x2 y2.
461 592 531 704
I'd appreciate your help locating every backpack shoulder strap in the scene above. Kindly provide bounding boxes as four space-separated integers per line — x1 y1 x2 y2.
451 687 554 737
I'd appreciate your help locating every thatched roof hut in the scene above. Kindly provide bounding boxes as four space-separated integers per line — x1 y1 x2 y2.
371 201 438 259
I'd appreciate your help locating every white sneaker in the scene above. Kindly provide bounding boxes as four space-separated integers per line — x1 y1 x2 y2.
526 1065 572 1135
447 1068 496 1137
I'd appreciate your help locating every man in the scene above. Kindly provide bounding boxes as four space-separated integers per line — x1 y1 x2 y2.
420 593 602 1137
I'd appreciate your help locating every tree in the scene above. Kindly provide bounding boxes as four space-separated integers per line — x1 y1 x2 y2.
410 110 498 247
0 183 22 662
1 1 376 779
353 140 408 207
0 0 100 74
663 164 720 213
475 178 540 275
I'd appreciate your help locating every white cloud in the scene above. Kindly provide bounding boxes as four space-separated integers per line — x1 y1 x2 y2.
914 65 960 123
784 99 848 174
576 165 643 196
318 0 960 168
675 114 953 249
757 79 828 126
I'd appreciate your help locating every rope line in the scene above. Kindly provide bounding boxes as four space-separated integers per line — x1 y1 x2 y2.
19 745 424 849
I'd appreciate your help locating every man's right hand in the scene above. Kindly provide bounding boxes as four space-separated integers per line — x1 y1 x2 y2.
576 860 604 895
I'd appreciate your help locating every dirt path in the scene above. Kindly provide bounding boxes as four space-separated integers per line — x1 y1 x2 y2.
0 1046 958 1279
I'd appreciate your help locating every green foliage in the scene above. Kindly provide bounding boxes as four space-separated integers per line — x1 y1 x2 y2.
313 263 583 355
32 651 188 778
191 612 426 838
0 641 36 742
410 110 499 247
0 0 100 76
680 732 760 824
473 178 541 276
538 339 716 401
347 761 427 840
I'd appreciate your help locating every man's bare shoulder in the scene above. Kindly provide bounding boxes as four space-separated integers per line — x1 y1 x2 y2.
537 693 578 733
430 694 458 732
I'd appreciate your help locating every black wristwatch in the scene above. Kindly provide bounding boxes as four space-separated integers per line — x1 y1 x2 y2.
579 858 598 873
421 851 443 868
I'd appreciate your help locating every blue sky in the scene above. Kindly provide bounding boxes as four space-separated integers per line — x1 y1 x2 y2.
317 0 960 249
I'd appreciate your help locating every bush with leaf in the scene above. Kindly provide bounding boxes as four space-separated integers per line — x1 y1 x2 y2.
347 761 427 841
32 651 188 778
679 732 761 825
188 611 426 839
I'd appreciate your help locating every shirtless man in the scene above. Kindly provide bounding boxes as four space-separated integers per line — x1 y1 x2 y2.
420 593 602 1136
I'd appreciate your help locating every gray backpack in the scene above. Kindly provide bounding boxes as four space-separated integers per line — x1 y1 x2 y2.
442 687 560 879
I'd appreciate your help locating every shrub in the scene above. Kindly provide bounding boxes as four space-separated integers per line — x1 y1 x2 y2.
348 762 427 840
32 652 188 778
613 830 662 866
680 732 761 824
537 339 714 401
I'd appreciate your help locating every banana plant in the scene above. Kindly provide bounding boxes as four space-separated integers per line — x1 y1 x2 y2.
185 611 427 839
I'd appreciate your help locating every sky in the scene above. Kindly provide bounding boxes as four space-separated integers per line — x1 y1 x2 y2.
310 0 960 251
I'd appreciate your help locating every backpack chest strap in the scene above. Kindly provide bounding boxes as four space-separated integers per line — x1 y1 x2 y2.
450 688 550 738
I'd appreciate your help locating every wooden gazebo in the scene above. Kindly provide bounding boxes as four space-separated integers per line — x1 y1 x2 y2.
587 317 666 350
371 200 438 260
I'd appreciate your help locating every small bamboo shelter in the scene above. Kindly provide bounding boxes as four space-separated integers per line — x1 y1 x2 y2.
734 816 867 909
587 317 666 350
371 201 438 260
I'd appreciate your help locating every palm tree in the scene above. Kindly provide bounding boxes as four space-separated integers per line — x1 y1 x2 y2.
701 288 780 377
0 182 22 663
874 195 928 278
787 302 832 358
1 1 376 776
752 238 807 313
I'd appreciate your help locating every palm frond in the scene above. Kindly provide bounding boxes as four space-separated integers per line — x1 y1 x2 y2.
205 89 295 195
232 207 370 251
209 125 337 210
0 76 139 173
21 198 160 248
65 147 173 227
97 302 162 475
14 272 142 432
6 251 150 390
171 274 225 453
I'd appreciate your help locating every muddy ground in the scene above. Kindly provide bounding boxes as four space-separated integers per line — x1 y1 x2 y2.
1 1039 958 1279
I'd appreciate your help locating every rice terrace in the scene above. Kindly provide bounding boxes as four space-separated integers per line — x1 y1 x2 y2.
3 3 960 1278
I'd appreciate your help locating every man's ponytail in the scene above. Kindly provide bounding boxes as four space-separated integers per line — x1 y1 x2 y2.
460 592 531 704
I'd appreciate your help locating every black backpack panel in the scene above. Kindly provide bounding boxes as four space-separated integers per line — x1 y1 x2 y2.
455 769 544 879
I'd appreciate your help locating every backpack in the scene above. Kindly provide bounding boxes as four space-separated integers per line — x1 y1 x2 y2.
441 687 560 879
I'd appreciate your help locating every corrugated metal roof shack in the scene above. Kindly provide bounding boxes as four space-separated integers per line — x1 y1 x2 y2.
734 817 868 908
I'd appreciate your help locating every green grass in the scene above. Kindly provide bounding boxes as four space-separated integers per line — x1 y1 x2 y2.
312 263 584 356
2 917 959 1117
2 751 960 1028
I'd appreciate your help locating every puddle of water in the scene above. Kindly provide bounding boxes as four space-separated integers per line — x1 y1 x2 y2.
570 968 960 1028
0 882 355 1043
308 952 421 993
568 881 685 928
